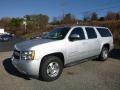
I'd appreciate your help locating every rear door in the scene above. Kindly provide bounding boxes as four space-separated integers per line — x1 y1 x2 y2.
84 27 100 57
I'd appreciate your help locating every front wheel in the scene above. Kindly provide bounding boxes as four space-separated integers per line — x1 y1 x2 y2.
39 56 63 81
99 47 109 61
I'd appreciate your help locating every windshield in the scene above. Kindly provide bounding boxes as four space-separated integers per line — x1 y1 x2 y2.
42 27 70 40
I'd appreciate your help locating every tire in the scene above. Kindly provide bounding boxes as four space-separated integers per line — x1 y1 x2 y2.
39 56 63 81
99 46 109 61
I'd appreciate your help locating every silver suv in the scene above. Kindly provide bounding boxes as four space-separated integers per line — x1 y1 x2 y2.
11 26 114 81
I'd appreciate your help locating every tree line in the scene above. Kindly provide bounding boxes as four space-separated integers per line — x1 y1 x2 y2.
0 11 120 35
51 11 120 25
0 14 49 35
83 11 120 21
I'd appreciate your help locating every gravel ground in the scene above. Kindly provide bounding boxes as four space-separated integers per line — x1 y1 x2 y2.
0 51 120 90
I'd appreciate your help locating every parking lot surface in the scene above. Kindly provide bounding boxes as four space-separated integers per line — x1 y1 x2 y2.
0 40 120 90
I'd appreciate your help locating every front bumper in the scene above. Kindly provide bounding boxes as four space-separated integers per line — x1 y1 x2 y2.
11 56 40 78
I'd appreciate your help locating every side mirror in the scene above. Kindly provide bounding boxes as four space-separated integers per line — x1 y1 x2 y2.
69 34 80 41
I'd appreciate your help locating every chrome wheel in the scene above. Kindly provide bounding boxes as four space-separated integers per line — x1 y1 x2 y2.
47 62 60 77
102 49 108 59
40 56 63 81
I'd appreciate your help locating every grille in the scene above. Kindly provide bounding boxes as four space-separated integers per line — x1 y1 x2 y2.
13 50 20 59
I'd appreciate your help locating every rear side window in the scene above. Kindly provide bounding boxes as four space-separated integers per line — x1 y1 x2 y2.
85 27 97 39
96 28 112 37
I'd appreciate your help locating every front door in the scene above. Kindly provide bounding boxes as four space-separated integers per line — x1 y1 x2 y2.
66 27 88 63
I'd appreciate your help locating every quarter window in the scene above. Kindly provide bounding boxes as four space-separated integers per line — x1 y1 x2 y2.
85 27 97 39
96 28 112 37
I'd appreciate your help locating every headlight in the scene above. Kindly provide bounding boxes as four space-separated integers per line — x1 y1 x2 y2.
21 50 35 60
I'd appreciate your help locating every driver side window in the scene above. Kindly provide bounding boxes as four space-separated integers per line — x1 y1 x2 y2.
69 27 85 40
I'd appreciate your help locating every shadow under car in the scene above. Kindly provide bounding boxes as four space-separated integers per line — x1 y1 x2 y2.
3 58 31 80
109 49 120 60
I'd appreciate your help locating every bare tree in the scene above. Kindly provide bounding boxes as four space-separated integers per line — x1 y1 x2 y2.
0 17 11 28
91 12 98 21
116 12 120 20
61 13 76 24
106 11 117 20
83 12 91 21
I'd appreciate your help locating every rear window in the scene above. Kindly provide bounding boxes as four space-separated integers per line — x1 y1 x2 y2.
96 28 112 37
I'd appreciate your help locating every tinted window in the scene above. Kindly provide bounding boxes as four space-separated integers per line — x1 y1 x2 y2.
85 27 97 39
96 28 112 37
70 27 85 40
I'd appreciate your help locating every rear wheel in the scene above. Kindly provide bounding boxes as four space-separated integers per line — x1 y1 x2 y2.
99 47 109 61
39 56 63 81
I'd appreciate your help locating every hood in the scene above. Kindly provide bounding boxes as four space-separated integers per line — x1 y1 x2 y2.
15 38 54 50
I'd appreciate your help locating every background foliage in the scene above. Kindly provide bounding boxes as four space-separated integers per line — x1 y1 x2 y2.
0 12 120 47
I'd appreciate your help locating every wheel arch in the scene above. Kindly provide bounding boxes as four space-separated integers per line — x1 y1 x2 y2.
102 43 110 51
38 52 64 81
40 52 65 68
100 43 110 53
